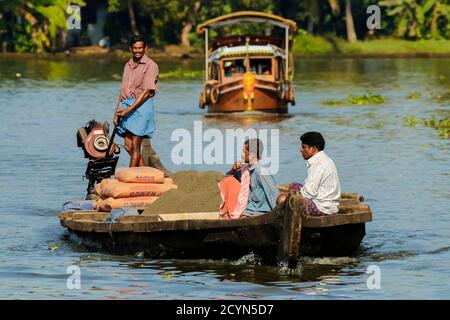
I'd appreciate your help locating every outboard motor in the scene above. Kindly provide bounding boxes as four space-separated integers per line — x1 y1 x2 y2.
77 120 120 199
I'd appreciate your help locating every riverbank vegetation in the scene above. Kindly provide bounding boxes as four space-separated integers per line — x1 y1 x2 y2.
1 0 449 56
158 68 204 80
292 35 450 56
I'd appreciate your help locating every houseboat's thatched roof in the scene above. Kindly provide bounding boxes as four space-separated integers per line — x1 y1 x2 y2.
197 11 298 34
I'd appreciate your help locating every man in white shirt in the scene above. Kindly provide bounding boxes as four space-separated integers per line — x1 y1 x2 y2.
277 132 341 216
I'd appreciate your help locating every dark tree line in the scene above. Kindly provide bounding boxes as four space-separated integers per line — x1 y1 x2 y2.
0 0 448 53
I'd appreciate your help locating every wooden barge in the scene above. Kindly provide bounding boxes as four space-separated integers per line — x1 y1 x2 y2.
58 192 371 267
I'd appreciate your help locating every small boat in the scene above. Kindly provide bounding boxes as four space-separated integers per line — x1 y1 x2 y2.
58 192 372 267
196 11 297 114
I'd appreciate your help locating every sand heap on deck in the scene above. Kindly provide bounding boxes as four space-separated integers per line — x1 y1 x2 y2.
142 170 225 215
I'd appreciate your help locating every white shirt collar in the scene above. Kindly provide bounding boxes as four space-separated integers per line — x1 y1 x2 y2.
306 151 325 167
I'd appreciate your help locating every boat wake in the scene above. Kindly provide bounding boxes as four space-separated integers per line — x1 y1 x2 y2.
232 252 262 266
370 251 417 261
299 256 360 265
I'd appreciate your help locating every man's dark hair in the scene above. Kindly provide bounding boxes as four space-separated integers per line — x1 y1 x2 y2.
300 132 325 151
130 34 146 48
245 138 264 159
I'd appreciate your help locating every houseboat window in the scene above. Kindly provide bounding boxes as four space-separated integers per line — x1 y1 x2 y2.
224 60 245 77
250 59 272 75
211 62 219 80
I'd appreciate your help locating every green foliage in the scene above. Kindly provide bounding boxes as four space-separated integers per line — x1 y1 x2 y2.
403 116 450 137
136 0 273 48
294 35 450 55
14 33 36 52
348 93 386 104
292 30 335 54
335 37 450 54
1 0 86 52
431 90 450 102
159 68 204 80
48 242 60 251
107 0 122 12
407 91 422 99
322 98 347 106
137 0 205 46
322 93 386 106
2 0 450 52
379 0 450 39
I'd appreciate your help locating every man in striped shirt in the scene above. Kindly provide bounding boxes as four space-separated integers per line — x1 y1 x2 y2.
113 35 161 168
278 132 341 216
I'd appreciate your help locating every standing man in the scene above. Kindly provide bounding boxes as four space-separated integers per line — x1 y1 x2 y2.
114 34 169 172
277 132 341 216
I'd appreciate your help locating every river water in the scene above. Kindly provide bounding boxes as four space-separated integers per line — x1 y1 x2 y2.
0 56 449 299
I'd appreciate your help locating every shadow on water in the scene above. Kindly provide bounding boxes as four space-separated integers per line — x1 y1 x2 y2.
59 232 365 288
121 253 356 287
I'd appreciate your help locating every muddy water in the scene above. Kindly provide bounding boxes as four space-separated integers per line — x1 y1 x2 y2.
0 56 449 299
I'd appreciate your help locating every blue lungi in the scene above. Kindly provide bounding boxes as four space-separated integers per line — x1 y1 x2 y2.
116 97 155 138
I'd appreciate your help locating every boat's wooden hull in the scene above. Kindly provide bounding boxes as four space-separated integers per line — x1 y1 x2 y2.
66 222 365 265
59 194 371 266
207 86 288 114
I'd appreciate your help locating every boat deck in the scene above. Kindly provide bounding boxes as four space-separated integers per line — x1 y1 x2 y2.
58 192 372 232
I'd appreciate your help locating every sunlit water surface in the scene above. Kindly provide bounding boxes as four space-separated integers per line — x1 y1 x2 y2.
0 57 449 299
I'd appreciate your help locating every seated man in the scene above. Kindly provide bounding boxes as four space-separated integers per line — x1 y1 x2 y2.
219 138 279 219
261 65 271 75
277 132 341 216
224 62 237 77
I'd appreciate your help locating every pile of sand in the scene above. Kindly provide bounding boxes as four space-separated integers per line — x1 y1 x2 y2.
142 170 224 215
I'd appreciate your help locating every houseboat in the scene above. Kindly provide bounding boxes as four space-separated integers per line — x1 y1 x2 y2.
196 11 297 114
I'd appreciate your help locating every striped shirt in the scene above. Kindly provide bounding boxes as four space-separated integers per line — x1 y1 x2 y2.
301 151 341 214
120 54 159 100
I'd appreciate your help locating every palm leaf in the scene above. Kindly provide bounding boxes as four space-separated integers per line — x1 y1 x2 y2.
397 15 408 36
379 0 402 7
422 0 436 14
387 6 405 16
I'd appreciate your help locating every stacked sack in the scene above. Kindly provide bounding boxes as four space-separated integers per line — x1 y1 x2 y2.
93 167 177 212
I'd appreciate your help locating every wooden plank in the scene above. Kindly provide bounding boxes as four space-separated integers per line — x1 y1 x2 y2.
302 210 372 228
64 209 371 233
338 205 370 214
158 212 220 221
290 194 371 224
338 198 361 206
72 212 110 221
60 196 372 233
341 192 365 202
58 210 98 220
277 186 364 202
117 215 159 223
64 219 111 232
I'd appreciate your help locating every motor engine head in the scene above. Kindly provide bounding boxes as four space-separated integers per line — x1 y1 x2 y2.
77 119 120 199
77 119 118 159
